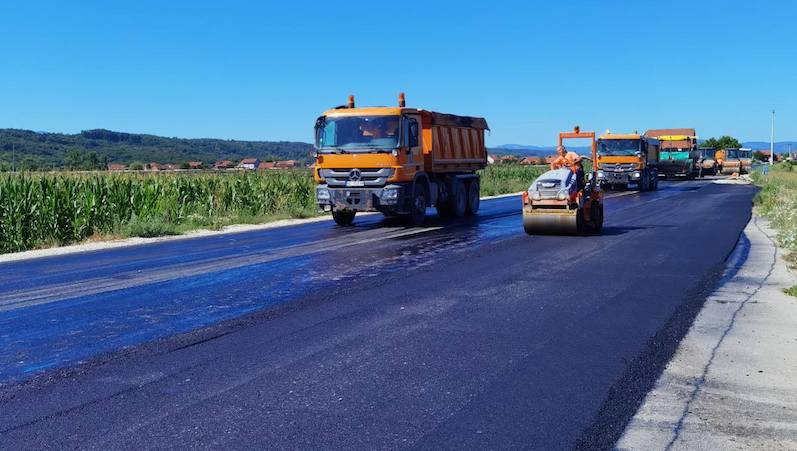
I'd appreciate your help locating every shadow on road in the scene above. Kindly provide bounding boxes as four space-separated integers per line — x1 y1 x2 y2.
599 225 673 236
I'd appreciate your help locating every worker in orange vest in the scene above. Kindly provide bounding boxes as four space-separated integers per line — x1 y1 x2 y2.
551 145 585 189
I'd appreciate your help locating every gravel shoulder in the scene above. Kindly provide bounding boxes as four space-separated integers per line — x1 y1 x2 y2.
618 216 797 450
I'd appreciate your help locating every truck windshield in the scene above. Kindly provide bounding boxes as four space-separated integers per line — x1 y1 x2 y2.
726 150 739 158
701 149 715 158
316 115 400 152
597 139 639 156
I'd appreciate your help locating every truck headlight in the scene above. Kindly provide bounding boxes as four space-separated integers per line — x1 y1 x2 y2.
316 186 330 202
531 191 541 201
557 190 567 200
380 187 399 201
632 171 640 179
597 170 604 179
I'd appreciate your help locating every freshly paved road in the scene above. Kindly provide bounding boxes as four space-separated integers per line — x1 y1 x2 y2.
0 181 756 449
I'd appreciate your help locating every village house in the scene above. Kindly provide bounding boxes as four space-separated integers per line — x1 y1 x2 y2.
258 161 276 170
214 160 234 170
238 158 260 170
274 160 298 169
107 163 127 171
520 156 545 165
187 161 203 170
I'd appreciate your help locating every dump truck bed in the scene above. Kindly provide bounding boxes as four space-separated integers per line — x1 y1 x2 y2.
420 110 488 173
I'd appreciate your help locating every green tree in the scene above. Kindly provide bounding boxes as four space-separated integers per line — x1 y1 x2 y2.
702 136 742 150
180 161 191 170
130 162 144 171
86 151 100 170
21 156 39 171
65 148 83 170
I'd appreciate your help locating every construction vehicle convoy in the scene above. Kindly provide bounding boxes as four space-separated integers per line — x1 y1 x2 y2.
522 127 604 235
596 132 660 191
644 129 699 179
313 94 489 226
698 147 718 176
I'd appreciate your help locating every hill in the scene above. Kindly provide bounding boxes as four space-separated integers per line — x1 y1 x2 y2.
0 128 314 170
742 141 797 153
489 144 590 157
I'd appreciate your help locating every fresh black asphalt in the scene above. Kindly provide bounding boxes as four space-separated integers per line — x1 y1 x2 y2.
0 181 757 449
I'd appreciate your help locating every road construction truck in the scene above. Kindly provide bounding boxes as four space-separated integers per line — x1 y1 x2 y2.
644 128 699 179
698 147 718 176
596 132 660 191
313 94 489 226
715 148 741 175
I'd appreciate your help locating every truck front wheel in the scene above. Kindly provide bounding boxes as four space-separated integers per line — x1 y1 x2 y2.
410 183 428 226
332 210 356 226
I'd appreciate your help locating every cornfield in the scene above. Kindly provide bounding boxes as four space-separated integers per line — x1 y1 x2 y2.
0 164 547 254
0 170 315 253
479 164 547 196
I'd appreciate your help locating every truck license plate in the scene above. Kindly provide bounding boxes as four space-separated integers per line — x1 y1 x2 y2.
346 181 365 187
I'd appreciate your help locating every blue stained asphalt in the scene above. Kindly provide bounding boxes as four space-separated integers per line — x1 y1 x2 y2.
0 185 697 386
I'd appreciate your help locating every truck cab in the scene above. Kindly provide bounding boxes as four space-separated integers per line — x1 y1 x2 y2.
313 94 488 226
596 133 659 191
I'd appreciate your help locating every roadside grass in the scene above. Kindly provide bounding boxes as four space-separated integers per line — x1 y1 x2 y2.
0 164 539 253
751 162 797 296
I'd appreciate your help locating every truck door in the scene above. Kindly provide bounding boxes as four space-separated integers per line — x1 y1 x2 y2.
403 114 422 174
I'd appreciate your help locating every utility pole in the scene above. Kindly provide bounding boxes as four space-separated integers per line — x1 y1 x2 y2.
770 110 775 165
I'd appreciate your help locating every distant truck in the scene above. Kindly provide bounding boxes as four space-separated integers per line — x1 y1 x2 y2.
644 128 700 179
715 148 741 175
596 132 660 191
313 94 489 226
698 147 718 176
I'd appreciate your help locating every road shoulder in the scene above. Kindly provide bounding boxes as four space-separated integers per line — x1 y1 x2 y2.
617 216 797 450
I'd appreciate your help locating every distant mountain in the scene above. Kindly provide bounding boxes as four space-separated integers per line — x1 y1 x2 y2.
742 141 797 153
0 128 314 170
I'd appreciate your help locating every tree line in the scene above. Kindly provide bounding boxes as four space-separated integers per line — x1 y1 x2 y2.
0 128 314 171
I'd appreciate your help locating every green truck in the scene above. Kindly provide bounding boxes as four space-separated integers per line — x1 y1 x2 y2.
644 128 700 179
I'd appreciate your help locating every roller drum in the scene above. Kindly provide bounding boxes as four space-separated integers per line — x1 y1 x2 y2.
523 211 580 235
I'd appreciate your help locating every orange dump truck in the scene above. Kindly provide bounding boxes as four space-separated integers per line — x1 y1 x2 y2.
313 94 489 226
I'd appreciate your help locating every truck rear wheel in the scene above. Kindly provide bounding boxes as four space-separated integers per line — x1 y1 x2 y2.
466 180 480 215
332 210 356 226
452 181 467 217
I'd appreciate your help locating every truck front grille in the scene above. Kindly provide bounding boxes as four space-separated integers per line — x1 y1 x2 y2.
320 168 394 187
600 163 636 172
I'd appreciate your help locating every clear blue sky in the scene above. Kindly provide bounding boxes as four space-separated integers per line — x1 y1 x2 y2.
1 0 794 146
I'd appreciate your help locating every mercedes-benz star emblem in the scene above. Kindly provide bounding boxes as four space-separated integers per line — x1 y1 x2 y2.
349 169 362 181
